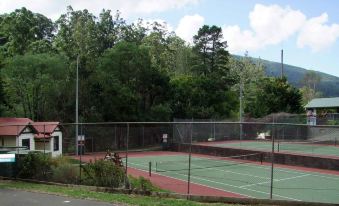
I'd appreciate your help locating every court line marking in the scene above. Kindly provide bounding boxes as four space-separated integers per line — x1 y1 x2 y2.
218 142 339 157
158 160 271 180
239 174 311 188
127 163 252 198
190 162 271 180
128 162 301 201
191 156 339 181
129 155 339 181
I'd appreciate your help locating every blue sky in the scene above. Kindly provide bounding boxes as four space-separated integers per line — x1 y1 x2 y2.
1 0 339 77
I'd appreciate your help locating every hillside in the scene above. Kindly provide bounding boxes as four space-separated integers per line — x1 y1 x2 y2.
242 56 339 97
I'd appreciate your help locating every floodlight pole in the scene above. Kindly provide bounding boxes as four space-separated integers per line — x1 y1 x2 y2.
75 55 79 156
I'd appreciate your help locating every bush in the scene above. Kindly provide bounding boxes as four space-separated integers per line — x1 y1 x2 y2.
16 152 52 180
51 156 79 184
129 175 162 192
82 159 125 188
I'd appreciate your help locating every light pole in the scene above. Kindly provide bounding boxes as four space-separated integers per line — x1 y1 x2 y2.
239 59 244 142
75 55 79 156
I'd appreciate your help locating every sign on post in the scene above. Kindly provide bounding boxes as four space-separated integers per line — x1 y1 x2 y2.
0 154 15 163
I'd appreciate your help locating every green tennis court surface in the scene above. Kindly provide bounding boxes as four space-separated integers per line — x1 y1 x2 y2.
203 140 339 157
127 152 339 204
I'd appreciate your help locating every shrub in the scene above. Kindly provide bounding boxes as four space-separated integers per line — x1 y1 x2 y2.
129 175 162 192
82 159 125 188
51 156 79 184
16 152 52 180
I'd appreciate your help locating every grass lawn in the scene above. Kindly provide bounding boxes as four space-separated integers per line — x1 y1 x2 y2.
0 180 244 206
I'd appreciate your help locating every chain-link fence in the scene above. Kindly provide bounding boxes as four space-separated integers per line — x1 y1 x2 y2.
1 122 339 204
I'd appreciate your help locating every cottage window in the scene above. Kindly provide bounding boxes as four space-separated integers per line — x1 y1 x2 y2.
54 136 59 151
22 139 30 150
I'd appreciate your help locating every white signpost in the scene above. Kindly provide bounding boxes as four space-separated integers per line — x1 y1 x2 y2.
0 154 15 163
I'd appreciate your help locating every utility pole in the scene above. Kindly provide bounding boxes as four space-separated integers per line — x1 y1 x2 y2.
281 49 284 78
75 55 79 156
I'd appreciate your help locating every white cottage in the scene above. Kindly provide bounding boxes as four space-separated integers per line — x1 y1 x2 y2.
0 118 62 157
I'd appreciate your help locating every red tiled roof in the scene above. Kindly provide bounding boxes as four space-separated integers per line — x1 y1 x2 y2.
0 117 33 136
31 122 59 134
0 118 59 137
0 118 32 124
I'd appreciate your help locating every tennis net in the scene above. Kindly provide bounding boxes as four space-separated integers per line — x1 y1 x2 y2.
155 153 263 172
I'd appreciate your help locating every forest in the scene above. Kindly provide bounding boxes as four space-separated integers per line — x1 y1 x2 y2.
0 7 305 122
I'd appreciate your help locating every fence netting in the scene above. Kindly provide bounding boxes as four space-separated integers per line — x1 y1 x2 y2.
1 122 339 204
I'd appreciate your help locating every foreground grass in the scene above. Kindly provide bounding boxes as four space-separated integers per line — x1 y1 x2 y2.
0 180 240 206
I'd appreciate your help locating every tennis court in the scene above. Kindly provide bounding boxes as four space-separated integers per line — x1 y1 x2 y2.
126 151 339 204
198 140 339 157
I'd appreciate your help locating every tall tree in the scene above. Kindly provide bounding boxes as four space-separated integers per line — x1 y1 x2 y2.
0 7 54 56
90 41 171 121
2 54 68 120
170 75 238 119
248 77 303 117
97 10 126 52
300 71 322 103
228 53 265 117
192 25 229 77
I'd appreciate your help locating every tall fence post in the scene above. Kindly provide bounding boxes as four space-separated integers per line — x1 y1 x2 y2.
125 123 129 189
79 123 82 184
114 125 117 150
43 124 46 155
187 122 193 199
270 123 275 199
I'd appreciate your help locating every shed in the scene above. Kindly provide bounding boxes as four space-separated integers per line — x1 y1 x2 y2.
304 97 339 125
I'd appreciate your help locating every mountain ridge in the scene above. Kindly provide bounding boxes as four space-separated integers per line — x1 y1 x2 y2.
234 55 339 97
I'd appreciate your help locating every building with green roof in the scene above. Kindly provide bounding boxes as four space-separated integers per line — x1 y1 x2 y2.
305 97 339 125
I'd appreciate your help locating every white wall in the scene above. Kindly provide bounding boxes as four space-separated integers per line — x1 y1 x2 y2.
50 130 62 157
18 132 35 151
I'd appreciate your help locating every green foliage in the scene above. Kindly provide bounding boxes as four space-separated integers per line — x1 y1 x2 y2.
0 7 54 56
253 56 339 97
91 41 171 121
247 77 303 117
129 175 162 192
49 156 80 184
192 25 230 81
327 120 339 125
82 159 125 188
170 75 238 119
16 152 52 180
0 6 311 122
2 53 68 120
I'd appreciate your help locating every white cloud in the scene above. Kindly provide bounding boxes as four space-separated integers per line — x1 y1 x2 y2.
297 13 339 52
222 26 259 53
223 4 306 54
0 0 66 20
249 4 306 45
0 0 199 20
175 14 204 44
122 0 199 15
